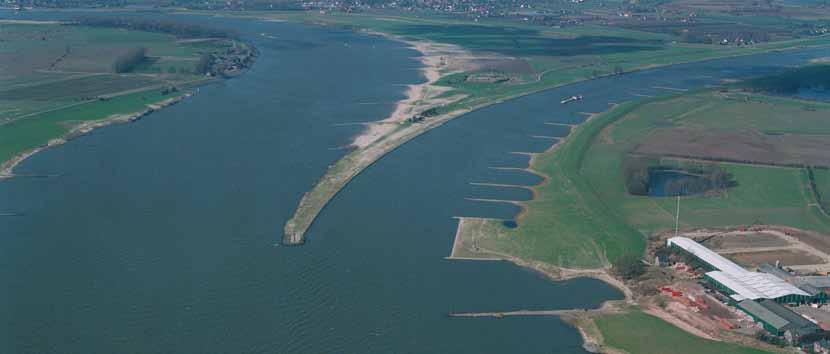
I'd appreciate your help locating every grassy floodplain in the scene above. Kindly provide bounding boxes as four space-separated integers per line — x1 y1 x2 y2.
460 91 830 268
595 311 774 354
0 20 242 172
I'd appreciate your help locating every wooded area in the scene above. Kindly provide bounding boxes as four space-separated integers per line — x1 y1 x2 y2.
623 157 735 197
76 17 239 39
112 47 147 73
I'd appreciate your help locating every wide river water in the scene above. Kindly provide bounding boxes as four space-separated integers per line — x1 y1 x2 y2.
1 10 829 354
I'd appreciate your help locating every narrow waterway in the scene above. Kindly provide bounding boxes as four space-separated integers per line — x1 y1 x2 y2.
1 10 828 354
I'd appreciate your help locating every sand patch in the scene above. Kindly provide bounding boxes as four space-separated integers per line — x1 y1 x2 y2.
351 35 490 148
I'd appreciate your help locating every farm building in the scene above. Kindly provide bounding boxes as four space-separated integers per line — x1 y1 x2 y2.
667 237 818 304
759 264 829 302
705 271 813 304
801 277 830 292
737 299 821 343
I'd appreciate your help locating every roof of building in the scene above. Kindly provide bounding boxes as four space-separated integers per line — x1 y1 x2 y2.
758 263 794 280
708 270 810 301
667 237 747 275
738 299 791 330
794 281 823 297
667 237 810 301
800 276 830 289
758 264 824 296
758 299 821 335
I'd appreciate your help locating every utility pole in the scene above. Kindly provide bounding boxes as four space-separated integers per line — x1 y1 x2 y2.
674 195 681 237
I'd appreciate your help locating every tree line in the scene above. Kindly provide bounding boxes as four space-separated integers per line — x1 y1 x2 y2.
113 47 147 73
623 156 735 197
677 30 771 45
744 64 830 94
75 16 239 39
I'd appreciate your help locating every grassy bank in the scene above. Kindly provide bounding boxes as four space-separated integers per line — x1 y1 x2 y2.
595 311 774 354
457 102 649 268
0 88 186 164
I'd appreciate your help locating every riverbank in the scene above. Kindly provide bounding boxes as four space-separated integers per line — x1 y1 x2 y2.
0 93 190 178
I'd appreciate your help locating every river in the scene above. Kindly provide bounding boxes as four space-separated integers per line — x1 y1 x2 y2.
1 10 828 354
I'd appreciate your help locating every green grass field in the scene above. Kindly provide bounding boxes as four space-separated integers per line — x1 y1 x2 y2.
0 88 185 164
596 311 774 354
581 91 830 236
463 91 830 268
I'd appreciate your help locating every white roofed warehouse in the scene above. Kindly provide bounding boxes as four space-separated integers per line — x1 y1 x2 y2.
667 237 820 305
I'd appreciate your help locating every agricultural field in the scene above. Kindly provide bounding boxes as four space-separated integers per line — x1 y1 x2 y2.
702 232 789 250
725 249 823 268
580 91 830 236
595 311 774 354
631 93 830 167
456 91 830 268
0 20 235 169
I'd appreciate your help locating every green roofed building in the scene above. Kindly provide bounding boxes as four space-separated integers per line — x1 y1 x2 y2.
738 300 791 336
738 299 821 343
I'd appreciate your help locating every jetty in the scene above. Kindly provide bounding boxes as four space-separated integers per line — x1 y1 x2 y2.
448 309 589 318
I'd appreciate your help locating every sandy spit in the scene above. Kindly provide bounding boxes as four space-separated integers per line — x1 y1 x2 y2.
352 32 473 148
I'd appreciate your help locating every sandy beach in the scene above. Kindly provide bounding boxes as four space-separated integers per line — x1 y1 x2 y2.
352 35 473 148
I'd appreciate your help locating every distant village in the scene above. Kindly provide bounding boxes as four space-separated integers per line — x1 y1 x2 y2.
203 41 258 78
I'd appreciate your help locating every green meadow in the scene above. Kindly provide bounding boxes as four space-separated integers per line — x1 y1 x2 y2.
581 92 830 236
596 311 774 354
0 89 185 164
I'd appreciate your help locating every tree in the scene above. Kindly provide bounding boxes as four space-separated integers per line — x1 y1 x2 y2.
613 253 646 280
195 52 213 75
112 47 146 73
622 156 653 196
